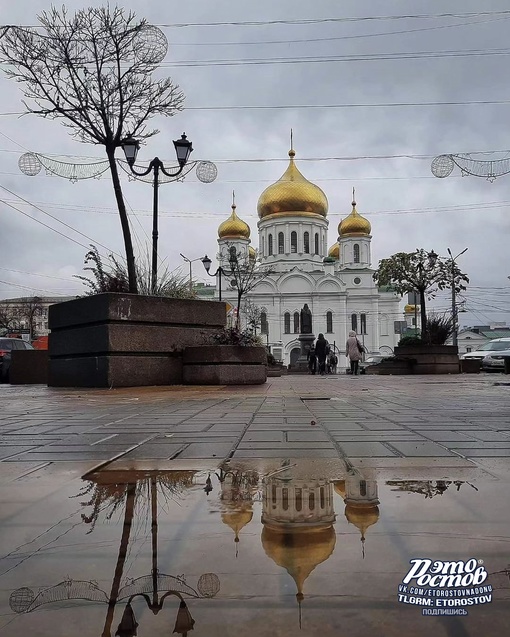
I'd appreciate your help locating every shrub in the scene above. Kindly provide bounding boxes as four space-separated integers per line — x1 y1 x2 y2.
398 335 423 347
423 313 455 345
211 327 263 347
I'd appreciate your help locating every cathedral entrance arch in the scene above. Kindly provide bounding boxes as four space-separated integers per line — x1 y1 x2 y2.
290 348 301 367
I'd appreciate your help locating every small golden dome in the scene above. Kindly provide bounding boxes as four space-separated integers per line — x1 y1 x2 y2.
338 198 371 237
218 204 251 240
344 504 380 540
333 480 346 499
221 509 253 542
262 525 336 597
404 304 417 313
328 243 340 260
257 149 328 219
248 245 256 260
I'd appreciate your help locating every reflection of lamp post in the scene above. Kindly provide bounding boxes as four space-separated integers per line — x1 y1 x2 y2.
201 255 230 302
447 248 468 347
180 253 203 294
121 133 193 295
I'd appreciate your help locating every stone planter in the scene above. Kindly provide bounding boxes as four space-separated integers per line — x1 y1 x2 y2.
394 345 459 375
183 345 267 385
48 293 226 387
460 359 481 374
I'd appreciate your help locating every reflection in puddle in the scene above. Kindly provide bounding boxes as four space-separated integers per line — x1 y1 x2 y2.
3 462 510 635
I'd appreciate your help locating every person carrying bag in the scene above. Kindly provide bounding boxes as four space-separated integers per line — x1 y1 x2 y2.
346 330 363 375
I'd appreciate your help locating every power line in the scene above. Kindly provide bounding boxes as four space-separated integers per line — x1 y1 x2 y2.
154 12 510 28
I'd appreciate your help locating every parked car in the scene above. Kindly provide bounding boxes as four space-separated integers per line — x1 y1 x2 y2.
481 349 510 372
359 354 394 374
0 338 34 383
460 338 510 361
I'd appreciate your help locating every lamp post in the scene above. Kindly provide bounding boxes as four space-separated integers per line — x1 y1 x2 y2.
180 253 203 294
121 133 194 295
201 255 230 302
447 247 468 347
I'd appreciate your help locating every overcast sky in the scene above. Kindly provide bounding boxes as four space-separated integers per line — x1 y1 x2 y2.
1 0 510 328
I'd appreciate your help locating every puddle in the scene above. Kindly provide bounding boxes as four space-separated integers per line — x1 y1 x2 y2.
0 460 509 636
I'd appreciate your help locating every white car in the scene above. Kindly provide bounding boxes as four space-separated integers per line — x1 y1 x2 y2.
460 338 510 361
481 349 510 372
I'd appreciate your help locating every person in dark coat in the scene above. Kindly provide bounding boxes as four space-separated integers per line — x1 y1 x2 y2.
307 345 317 374
314 333 329 375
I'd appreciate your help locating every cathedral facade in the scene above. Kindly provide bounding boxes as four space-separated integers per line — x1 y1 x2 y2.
211 146 401 368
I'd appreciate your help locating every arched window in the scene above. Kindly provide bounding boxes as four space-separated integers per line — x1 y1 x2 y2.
278 232 285 254
353 243 360 263
261 311 268 334
284 312 291 334
304 231 310 253
314 233 319 255
360 313 367 335
291 231 297 253
268 234 273 256
326 311 333 333
351 314 358 332
293 312 300 333
261 236 265 256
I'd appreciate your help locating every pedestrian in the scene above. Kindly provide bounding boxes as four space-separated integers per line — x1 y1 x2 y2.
315 333 330 375
307 345 317 375
329 352 338 374
346 330 363 375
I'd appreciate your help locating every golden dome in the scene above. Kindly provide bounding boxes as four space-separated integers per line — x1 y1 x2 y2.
257 149 328 219
333 480 346 499
338 198 371 237
248 245 256 260
222 509 253 542
218 204 251 240
261 526 336 598
344 504 380 540
327 243 340 260
404 304 417 313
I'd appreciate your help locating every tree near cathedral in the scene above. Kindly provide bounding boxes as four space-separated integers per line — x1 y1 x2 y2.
373 249 469 338
225 246 275 331
0 7 184 294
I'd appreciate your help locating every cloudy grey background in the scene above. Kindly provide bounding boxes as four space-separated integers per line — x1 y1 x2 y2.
1 0 510 327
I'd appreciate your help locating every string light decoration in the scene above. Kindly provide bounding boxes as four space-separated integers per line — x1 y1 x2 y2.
18 152 217 184
131 25 168 63
431 152 510 182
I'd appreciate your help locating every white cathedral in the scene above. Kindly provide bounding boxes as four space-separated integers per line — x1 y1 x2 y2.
210 146 401 368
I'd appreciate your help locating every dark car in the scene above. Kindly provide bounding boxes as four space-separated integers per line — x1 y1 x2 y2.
359 354 394 374
0 338 34 383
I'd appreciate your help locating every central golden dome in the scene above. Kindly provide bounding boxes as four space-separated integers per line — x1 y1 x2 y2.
257 149 328 219
338 198 371 237
218 204 251 240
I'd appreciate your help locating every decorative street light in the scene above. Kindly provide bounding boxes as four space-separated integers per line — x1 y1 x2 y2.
121 133 193 295
179 253 204 294
447 247 468 347
201 255 232 302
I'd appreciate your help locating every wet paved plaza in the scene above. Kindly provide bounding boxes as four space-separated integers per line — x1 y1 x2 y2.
0 375 509 636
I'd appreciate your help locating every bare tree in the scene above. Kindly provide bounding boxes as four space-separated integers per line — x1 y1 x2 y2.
0 7 184 293
17 297 44 340
241 299 262 335
225 246 275 331
0 303 20 334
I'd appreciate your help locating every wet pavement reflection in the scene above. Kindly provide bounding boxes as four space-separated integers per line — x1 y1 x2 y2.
1 460 509 636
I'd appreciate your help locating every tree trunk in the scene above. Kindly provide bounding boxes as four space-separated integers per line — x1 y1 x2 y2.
236 290 242 330
106 147 138 294
419 288 427 339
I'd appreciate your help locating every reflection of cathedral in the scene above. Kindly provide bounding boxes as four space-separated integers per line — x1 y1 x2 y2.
210 145 401 366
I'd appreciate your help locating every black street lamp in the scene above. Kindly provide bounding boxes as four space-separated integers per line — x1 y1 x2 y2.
447 247 468 347
121 133 194 295
201 255 231 302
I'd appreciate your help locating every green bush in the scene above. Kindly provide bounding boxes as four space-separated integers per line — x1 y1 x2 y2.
211 327 263 347
398 335 423 347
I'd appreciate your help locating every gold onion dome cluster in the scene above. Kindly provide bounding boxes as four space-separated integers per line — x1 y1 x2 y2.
338 200 371 237
404 304 417 313
257 149 328 219
218 204 251 240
